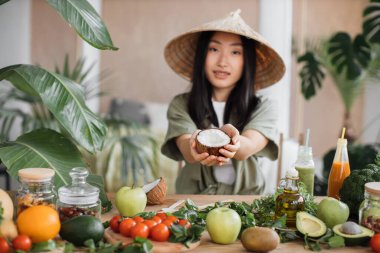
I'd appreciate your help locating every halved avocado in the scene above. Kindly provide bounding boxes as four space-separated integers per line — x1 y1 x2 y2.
333 222 374 246
296 212 327 237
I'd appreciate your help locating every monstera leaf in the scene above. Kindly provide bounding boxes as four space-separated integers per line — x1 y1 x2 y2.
297 52 325 99
0 64 107 154
0 129 110 208
327 33 370 80
363 0 380 44
46 0 118 51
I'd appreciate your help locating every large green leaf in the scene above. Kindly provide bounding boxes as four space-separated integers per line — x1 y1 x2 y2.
327 32 363 80
297 52 325 99
46 0 118 51
0 129 110 209
363 0 380 44
0 64 107 153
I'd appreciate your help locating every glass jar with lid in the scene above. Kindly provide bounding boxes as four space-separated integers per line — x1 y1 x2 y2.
359 182 380 233
17 168 56 216
57 167 101 222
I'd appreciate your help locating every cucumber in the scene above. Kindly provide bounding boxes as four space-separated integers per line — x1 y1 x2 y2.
59 215 104 246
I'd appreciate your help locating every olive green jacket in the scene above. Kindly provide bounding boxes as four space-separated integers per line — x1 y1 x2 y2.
161 93 279 195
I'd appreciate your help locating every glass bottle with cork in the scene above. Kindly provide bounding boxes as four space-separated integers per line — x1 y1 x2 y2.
275 167 305 227
328 127 351 199
295 128 315 196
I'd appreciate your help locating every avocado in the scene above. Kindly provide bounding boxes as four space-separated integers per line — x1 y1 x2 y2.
296 212 327 237
333 222 374 246
59 215 104 246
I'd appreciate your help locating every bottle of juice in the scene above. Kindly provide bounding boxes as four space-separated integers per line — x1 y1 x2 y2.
275 167 305 227
295 145 315 196
327 132 350 200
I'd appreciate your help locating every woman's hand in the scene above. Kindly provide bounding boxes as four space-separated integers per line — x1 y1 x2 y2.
189 130 219 166
218 124 240 162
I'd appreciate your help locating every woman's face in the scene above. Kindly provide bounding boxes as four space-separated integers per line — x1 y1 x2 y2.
205 32 244 100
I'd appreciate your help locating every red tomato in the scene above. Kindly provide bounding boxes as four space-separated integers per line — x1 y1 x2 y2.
144 220 157 230
178 219 191 229
110 215 122 233
371 233 380 253
119 218 136 237
152 215 162 224
156 212 167 220
162 219 173 227
165 215 179 223
0 238 9 253
150 223 170 242
130 223 149 239
133 216 145 223
12 235 32 252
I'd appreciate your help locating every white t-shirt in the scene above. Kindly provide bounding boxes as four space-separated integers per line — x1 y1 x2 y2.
211 100 236 185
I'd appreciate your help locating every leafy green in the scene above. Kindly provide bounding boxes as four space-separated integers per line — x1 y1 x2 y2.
169 224 205 247
31 240 56 252
123 237 153 253
63 243 74 253
302 229 345 251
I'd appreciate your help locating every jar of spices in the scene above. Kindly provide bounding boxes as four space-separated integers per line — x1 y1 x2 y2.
57 167 101 222
359 182 380 233
17 168 56 216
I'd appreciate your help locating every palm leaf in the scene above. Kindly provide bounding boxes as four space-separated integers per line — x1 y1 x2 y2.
363 0 380 44
0 129 110 209
297 52 325 99
46 0 118 51
0 64 107 153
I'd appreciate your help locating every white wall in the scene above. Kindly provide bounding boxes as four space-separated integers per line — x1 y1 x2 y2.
257 0 294 193
0 0 31 190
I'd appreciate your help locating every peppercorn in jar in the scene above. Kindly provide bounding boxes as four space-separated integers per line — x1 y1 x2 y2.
17 168 56 216
57 167 101 222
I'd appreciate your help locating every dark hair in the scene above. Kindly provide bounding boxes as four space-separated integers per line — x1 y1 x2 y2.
188 31 260 132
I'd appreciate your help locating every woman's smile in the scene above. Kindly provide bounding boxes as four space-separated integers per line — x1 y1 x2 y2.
213 70 230 79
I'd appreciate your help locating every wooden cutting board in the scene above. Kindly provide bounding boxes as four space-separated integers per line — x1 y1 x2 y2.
104 228 200 253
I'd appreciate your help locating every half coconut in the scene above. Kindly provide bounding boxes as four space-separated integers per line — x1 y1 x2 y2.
142 177 167 205
195 128 231 156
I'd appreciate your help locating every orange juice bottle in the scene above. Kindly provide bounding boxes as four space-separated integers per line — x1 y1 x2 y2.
327 138 350 199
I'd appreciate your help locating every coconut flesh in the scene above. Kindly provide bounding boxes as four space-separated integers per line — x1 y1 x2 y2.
196 129 231 156
142 177 167 205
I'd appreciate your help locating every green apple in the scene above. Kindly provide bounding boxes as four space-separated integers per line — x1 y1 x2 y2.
206 207 241 244
317 197 349 228
115 186 147 216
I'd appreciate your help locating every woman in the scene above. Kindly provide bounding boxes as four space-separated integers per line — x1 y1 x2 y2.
161 10 285 195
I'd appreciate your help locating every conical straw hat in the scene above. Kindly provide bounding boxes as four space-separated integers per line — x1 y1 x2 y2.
164 9 286 89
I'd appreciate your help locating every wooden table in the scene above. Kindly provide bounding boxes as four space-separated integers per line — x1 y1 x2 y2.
103 194 372 253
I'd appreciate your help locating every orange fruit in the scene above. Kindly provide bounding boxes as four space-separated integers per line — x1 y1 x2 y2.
17 205 61 243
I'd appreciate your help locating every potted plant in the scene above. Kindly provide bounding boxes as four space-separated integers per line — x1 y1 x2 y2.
0 0 118 211
297 0 380 141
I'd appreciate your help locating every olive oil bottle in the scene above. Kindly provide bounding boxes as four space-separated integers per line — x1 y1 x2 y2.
275 167 305 227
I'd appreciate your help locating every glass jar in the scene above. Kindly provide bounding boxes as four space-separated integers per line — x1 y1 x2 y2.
295 145 315 196
359 182 380 233
17 168 56 216
57 167 101 222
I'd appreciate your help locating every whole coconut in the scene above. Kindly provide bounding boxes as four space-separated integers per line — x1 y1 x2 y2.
195 129 231 156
